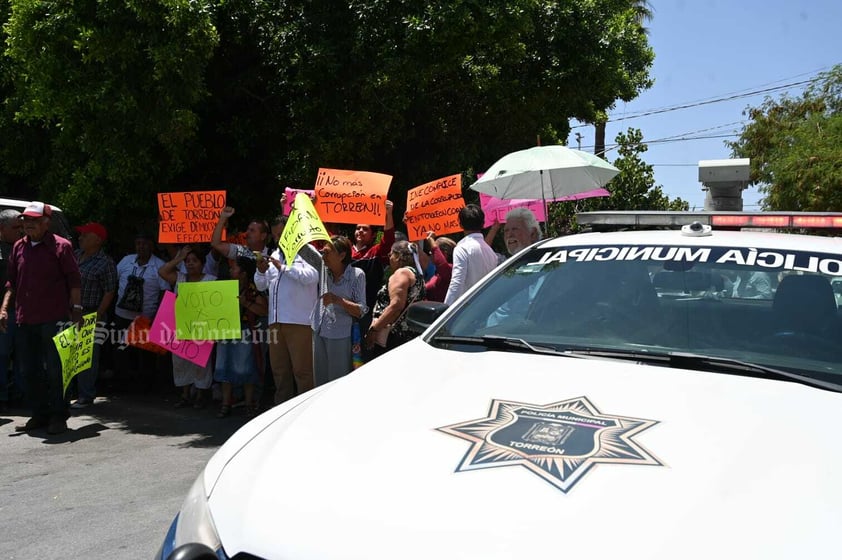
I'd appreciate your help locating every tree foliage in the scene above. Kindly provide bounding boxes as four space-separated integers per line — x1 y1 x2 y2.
548 128 688 234
728 65 842 211
247 0 656 223
2 0 218 225
0 0 654 242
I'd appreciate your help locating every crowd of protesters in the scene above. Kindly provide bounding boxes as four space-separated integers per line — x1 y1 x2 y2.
0 196 538 434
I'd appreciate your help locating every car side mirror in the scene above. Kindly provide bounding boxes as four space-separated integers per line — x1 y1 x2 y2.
406 301 449 333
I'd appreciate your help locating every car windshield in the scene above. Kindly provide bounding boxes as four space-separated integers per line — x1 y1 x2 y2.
430 243 842 383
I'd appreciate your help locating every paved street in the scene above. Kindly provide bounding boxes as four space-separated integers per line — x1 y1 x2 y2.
0 386 249 560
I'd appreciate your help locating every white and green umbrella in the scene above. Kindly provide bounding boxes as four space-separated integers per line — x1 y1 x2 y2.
470 145 620 201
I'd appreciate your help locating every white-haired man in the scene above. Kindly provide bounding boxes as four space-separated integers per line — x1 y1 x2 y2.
486 208 543 328
502 207 541 255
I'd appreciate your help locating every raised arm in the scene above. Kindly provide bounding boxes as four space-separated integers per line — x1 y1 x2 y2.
210 206 236 256
485 218 501 247
159 245 190 286
373 201 396 262
425 243 451 293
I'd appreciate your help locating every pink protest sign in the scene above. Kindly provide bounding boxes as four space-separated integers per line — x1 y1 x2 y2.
149 291 214 367
283 187 315 216
479 193 547 227
479 189 610 227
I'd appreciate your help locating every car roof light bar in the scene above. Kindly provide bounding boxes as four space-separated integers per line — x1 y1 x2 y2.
577 211 842 230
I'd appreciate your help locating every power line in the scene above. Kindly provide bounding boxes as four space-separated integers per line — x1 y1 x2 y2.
580 132 739 153
647 133 738 145
570 65 837 129
649 120 744 142
619 64 835 115
611 74 822 120
611 80 813 122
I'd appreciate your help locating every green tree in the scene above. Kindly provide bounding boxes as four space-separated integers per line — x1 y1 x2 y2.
267 1 655 186
728 65 842 211
182 0 292 212
0 0 51 198
594 0 652 156
1 0 654 239
3 0 218 228
548 128 688 234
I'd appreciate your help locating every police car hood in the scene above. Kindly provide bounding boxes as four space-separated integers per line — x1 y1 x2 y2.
206 341 842 559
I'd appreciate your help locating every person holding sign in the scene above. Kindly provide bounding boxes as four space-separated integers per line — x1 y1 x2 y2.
0 202 82 435
312 236 367 386
255 238 319 405
159 245 217 408
351 200 395 263
210 206 271 362
351 200 395 361
421 233 456 303
211 206 270 263
213 256 267 418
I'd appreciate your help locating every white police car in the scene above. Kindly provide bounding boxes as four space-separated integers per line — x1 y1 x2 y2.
158 214 842 559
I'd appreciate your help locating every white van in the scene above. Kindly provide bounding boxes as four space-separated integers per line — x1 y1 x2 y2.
0 197 73 240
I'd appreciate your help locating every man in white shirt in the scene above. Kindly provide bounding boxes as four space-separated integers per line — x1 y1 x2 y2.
255 246 319 404
444 204 499 305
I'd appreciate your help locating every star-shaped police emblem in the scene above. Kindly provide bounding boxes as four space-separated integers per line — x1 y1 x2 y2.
437 396 664 493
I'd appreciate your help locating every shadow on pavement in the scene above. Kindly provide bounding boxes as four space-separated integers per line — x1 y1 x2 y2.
43 422 109 444
4 365 278 448
3 387 254 448
76 391 247 448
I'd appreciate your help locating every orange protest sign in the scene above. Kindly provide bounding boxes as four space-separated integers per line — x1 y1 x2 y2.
404 174 465 241
158 190 226 243
313 168 392 225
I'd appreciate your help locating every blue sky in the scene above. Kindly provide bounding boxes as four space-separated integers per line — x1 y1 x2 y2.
567 0 842 211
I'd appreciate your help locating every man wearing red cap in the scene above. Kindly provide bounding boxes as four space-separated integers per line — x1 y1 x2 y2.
72 222 117 408
0 201 82 435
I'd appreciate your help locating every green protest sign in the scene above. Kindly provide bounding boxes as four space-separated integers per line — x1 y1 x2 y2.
53 312 98 396
279 192 330 266
175 280 241 340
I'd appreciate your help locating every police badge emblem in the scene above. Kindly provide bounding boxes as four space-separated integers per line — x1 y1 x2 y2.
437 396 663 493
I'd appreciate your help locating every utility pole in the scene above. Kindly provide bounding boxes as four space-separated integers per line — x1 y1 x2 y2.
575 132 583 150
594 123 606 158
